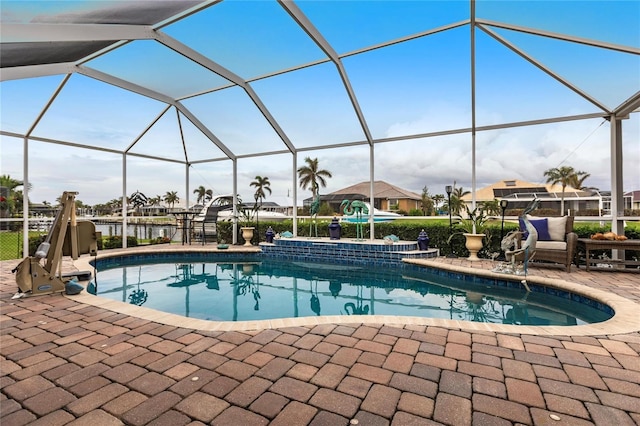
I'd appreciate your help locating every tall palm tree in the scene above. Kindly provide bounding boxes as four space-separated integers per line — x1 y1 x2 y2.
297 157 332 198
193 185 211 205
544 166 586 215
164 191 179 209
250 175 272 242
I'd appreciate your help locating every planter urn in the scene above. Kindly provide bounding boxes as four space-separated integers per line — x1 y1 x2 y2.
241 227 255 246
463 233 485 261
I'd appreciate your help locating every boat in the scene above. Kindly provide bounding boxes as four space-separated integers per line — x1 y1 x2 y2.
339 202 401 223
193 195 289 224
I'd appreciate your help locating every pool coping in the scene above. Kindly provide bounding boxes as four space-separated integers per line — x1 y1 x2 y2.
70 248 640 336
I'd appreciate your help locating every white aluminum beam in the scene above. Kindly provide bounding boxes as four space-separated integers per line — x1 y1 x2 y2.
155 31 297 153
476 19 640 55
478 24 611 113
79 66 238 160
125 106 172 153
174 102 236 160
279 0 374 145
1 63 77 82
614 91 640 118
1 23 154 43
77 65 176 105
344 20 470 58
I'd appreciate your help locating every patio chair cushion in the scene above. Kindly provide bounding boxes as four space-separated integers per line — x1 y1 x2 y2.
536 241 567 250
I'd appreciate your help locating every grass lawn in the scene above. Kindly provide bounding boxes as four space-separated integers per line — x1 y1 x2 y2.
0 231 46 261
0 231 25 260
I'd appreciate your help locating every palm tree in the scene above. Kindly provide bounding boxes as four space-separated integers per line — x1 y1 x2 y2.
297 157 332 198
250 175 272 242
567 172 597 192
0 175 26 217
149 195 162 206
432 194 445 214
164 191 179 209
544 166 587 215
447 186 470 216
481 199 501 216
106 198 122 215
192 186 213 204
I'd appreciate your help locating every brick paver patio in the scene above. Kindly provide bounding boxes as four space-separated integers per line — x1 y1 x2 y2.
1 246 639 425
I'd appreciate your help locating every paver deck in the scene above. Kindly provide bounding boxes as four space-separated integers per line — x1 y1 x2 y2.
1 244 639 425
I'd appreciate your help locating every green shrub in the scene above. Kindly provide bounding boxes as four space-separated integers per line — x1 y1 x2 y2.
149 236 171 245
99 235 138 250
28 234 47 256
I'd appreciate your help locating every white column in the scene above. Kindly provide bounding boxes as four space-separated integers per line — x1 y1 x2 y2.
185 163 190 210
470 0 478 225
293 154 298 237
369 144 375 240
232 159 238 245
610 115 624 262
610 115 624 235
22 137 29 258
122 154 127 249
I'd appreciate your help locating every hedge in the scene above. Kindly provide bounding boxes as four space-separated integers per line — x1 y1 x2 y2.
218 220 640 261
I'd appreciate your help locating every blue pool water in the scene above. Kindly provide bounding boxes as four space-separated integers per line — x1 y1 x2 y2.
92 254 612 326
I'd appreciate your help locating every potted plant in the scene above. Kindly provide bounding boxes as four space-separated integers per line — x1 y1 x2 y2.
450 206 490 261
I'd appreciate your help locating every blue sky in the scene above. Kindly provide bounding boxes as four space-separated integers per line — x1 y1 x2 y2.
1 0 639 207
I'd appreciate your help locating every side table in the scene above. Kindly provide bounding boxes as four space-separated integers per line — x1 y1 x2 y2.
578 238 640 272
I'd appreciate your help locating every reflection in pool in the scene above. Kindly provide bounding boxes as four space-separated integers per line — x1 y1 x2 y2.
93 257 611 326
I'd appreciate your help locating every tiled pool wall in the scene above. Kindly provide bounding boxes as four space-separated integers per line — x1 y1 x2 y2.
93 251 253 269
259 239 439 267
404 264 614 317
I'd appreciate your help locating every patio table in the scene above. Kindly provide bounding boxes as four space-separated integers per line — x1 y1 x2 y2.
172 211 196 245
578 238 640 272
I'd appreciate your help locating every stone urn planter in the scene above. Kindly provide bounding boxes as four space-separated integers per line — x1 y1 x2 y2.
241 227 255 246
463 233 485 261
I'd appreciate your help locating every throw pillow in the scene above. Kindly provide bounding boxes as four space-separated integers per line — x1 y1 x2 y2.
546 216 568 241
519 217 551 241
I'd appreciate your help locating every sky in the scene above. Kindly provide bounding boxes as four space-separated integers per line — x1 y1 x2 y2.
1 0 639 208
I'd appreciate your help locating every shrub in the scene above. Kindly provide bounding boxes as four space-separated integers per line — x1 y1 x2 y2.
149 236 171 245
28 234 48 256
99 235 138 250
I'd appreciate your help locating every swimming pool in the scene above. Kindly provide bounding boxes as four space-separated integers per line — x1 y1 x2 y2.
92 254 612 326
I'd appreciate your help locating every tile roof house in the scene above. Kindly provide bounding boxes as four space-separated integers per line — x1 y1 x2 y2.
460 179 634 215
305 181 422 213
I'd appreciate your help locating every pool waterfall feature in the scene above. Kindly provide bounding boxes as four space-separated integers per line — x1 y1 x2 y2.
258 237 439 266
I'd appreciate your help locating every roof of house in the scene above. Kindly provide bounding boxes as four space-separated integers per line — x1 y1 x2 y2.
461 179 586 201
327 181 422 200
625 190 640 201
